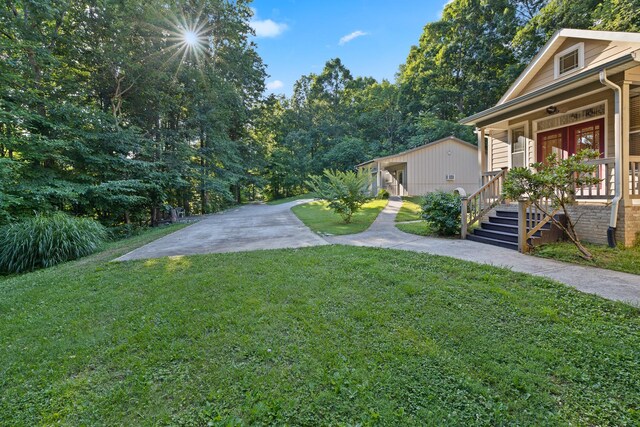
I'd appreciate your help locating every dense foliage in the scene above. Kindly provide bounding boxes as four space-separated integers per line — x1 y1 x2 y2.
0 0 265 226
306 169 371 223
421 191 462 235
0 213 107 274
2 0 638 225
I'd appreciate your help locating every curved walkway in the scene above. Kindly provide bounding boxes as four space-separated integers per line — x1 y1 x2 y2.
327 198 640 305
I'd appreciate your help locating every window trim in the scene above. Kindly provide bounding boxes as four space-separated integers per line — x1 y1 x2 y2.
507 121 529 169
554 42 585 79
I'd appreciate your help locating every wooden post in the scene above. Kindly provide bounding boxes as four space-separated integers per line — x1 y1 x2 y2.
477 128 486 183
621 81 631 199
461 196 468 239
518 197 529 253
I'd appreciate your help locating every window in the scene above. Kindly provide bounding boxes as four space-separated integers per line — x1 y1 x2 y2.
511 127 525 167
554 43 584 79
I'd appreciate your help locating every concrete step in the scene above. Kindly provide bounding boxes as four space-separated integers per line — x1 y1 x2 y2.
467 234 519 250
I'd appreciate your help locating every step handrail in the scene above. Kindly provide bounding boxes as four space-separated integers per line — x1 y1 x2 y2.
461 169 506 239
518 197 559 253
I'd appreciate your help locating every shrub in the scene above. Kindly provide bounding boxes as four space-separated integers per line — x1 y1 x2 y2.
376 189 390 200
306 169 371 223
421 191 461 235
0 212 107 274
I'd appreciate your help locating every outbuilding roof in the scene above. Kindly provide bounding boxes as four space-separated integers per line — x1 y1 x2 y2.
357 136 476 167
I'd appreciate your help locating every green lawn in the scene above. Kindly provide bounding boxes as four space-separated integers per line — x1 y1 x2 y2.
1 241 639 425
395 196 424 222
292 199 388 235
396 220 435 236
533 241 640 275
266 193 316 205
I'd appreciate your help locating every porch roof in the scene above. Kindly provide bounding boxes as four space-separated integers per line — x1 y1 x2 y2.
461 50 640 128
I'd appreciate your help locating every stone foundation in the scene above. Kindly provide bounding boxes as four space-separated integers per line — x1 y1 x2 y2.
617 200 640 246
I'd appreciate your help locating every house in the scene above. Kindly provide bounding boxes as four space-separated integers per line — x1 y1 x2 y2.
358 136 479 197
461 29 640 248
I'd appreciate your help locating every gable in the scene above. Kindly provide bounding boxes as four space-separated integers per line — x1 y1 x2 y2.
368 136 476 165
500 30 640 105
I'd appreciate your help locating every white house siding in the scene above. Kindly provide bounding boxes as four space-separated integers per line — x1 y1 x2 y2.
489 130 509 171
403 139 479 195
365 138 480 196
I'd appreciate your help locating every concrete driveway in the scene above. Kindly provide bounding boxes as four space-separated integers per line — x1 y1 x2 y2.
115 197 640 305
115 200 327 261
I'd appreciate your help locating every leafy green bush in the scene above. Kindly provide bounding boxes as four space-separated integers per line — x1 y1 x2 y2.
0 213 107 274
376 189 390 200
421 191 461 235
306 169 371 223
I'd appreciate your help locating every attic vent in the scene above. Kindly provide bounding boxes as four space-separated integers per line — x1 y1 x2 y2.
446 174 455 181
554 43 584 79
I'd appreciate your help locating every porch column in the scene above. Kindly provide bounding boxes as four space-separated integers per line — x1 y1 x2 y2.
621 81 631 198
376 161 381 191
477 127 486 184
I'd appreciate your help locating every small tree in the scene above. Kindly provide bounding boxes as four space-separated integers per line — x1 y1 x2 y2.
503 149 601 259
306 169 370 223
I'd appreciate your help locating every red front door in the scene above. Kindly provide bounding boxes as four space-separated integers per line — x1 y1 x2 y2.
536 118 605 163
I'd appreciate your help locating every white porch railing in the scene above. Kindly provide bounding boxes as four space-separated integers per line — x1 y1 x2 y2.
574 158 615 199
461 169 506 239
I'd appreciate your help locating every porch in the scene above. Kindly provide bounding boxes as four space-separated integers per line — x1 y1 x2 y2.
379 162 407 197
462 155 640 251
463 68 640 247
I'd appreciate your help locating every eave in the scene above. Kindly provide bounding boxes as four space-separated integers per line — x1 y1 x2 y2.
461 50 640 128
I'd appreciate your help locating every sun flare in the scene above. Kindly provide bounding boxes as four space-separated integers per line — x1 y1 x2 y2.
183 30 199 47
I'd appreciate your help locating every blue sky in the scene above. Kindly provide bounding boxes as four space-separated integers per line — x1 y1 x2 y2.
249 0 450 96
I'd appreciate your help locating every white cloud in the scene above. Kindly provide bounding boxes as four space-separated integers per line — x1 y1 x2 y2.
250 9 288 38
339 30 368 46
266 80 284 91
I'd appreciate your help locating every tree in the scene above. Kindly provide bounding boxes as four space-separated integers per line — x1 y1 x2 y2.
503 150 601 259
0 0 266 226
306 169 371 223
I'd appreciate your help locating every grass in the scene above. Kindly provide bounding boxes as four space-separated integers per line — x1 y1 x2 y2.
396 220 435 236
1 243 639 425
292 199 388 235
266 193 316 205
395 196 424 222
533 241 640 275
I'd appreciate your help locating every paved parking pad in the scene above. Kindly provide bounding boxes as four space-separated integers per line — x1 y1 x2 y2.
115 200 327 261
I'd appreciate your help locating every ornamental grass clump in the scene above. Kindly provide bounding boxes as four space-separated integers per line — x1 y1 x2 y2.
0 212 107 274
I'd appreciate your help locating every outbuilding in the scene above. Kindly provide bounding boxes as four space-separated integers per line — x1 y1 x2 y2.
358 136 480 197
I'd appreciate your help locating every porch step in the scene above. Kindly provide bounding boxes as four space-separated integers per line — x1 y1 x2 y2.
467 234 519 250
473 228 519 243
466 209 564 251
